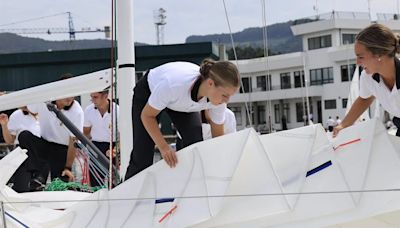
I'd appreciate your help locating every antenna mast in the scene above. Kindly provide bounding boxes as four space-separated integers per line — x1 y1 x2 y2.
154 8 166 45
67 12 75 40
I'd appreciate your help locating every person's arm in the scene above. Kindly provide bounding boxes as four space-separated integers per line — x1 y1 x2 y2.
0 114 15 144
61 137 76 181
141 104 177 168
210 121 224 138
333 96 374 137
83 126 92 139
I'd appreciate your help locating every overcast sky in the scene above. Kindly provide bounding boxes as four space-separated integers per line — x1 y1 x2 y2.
0 0 399 44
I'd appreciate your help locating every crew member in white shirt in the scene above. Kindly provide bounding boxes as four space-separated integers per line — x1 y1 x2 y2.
326 116 335 132
201 108 237 140
84 90 119 186
176 108 237 150
0 107 40 144
334 24 400 137
125 59 240 179
17 74 84 192
0 107 41 192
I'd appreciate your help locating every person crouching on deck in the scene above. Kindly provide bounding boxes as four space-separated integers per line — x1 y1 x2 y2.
125 59 240 179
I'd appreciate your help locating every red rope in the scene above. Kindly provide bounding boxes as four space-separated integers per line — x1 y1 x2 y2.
158 205 178 223
333 138 361 151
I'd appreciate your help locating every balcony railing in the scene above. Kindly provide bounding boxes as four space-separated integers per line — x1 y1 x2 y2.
241 82 313 93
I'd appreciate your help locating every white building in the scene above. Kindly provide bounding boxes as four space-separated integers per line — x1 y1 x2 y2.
229 11 400 133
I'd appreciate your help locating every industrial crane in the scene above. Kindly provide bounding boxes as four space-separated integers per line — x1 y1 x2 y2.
0 12 110 41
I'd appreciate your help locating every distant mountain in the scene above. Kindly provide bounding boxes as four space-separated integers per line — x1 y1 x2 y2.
0 33 148 54
0 20 301 55
186 21 302 55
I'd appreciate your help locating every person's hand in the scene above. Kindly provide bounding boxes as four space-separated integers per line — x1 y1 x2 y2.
0 113 9 126
61 168 75 182
332 124 345 138
106 148 116 158
159 145 177 168
0 91 6 96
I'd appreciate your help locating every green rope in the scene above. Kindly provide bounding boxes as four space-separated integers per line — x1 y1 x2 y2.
44 178 105 193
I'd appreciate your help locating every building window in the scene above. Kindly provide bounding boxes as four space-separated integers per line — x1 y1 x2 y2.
274 104 281 123
283 103 290 123
342 34 357 45
280 72 291 89
342 98 348 109
325 99 337 109
266 74 272 90
257 105 266 124
296 102 304 122
245 106 255 126
296 102 312 122
256 75 266 91
230 107 242 126
308 35 332 50
240 77 252 93
310 67 333 85
294 70 305 88
341 64 356 82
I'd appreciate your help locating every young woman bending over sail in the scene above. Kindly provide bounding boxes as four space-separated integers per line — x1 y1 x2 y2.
334 24 400 137
125 59 240 179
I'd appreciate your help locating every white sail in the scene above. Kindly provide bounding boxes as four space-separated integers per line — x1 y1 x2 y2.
0 69 111 112
1 119 400 227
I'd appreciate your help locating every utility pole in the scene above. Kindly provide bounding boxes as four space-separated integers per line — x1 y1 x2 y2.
154 8 166 45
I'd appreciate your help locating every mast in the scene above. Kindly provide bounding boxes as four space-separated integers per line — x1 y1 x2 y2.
116 0 135 179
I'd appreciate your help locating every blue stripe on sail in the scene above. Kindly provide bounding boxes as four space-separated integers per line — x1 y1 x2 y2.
155 198 175 204
306 161 332 177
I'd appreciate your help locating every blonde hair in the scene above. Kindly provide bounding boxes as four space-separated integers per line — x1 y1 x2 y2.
356 23 400 57
199 58 240 88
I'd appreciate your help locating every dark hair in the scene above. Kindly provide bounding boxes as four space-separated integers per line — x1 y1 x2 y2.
199 58 240 88
95 90 109 95
51 100 73 110
356 23 400 57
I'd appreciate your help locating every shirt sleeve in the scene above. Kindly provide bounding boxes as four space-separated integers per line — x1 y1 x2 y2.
68 103 84 137
208 103 227 125
359 72 374 99
7 111 19 136
223 109 237 134
147 79 174 111
83 107 92 127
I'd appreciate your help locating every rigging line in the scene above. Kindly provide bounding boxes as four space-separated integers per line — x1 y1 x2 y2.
261 0 273 133
109 0 117 189
0 12 68 27
302 53 312 125
222 0 253 128
5 187 400 205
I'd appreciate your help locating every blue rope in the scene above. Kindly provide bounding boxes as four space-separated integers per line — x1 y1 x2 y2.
5 211 29 228
306 161 332 177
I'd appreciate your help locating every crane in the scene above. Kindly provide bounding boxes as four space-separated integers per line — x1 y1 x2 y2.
0 12 110 41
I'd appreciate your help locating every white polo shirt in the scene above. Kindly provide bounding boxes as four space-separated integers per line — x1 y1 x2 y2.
202 108 237 140
359 69 400 118
147 62 226 124
7 109 41 144
28 101 84 145
84 102 119 142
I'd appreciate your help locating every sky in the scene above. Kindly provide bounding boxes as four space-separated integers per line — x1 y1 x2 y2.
0 0 399 45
